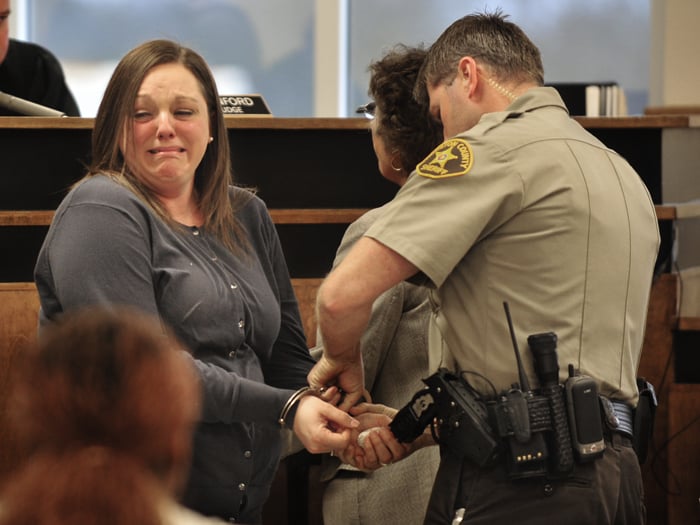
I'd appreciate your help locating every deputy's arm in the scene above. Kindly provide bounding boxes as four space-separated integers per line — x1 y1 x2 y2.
309 236 418 409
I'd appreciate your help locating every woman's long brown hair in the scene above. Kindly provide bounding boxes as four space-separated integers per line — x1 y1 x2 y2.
84 39 252 253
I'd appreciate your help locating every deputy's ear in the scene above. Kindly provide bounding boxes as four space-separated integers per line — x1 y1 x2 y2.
457 56 479 97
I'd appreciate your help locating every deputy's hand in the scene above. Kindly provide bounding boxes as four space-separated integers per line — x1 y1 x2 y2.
318 385 343 406
293 395 359 454
307 353 365 412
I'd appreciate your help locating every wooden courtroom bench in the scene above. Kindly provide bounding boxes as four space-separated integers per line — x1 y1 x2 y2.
0 283 40 485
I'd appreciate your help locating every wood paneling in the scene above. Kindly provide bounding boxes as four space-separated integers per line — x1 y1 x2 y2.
666 384 700 525
638 274 679 525
0 283 40 487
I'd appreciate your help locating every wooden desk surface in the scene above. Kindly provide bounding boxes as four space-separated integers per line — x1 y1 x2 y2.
0 114 697 129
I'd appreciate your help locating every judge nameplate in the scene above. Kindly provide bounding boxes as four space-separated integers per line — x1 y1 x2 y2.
219 94 272 116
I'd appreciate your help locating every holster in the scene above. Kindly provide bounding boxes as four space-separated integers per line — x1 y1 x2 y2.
633 377 658 464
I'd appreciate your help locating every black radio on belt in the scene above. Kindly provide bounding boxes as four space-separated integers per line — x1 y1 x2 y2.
491 303 551 479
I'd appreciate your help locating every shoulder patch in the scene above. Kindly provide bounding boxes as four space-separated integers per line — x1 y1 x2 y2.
416 138 474 179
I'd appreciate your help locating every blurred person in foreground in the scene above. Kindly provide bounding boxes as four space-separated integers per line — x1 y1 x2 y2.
33 38 357 523
309 10 659 525
0 307 225 525
312 44 443 525
0 0 80 116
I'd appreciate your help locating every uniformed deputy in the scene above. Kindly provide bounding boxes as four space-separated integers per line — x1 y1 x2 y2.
309 10 659 525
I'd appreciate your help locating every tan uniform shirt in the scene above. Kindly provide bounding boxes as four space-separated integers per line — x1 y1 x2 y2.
365 87 660 404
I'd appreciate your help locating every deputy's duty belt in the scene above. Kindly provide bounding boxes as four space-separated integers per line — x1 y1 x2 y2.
601 398 634 438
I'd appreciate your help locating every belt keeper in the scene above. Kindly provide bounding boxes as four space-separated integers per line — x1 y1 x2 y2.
278 386 318 428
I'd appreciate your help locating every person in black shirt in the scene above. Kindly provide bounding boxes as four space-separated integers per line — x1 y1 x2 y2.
0 0 80 116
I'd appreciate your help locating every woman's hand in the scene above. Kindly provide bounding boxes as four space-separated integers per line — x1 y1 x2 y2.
292 395 359 454
331 402 437 470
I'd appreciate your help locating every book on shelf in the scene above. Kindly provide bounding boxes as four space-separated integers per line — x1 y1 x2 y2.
546 82 627 117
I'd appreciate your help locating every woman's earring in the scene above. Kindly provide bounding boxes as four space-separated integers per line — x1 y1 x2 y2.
391 152 402 173
208 136 214 143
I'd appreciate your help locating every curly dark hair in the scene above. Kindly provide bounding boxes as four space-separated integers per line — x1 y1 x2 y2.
368 44 443 173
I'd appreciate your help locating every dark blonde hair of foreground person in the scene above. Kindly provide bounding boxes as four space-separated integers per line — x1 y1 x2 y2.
0 308 205 525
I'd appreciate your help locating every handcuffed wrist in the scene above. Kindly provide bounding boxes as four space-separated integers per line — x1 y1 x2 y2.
278 386 320 428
